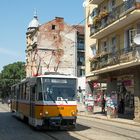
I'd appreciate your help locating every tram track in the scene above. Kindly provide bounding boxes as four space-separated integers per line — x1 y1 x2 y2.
78 117 140 140
0 103 89 140
42 130 94 140
43 132 59 140
69 131 95 140
78 116 140 133
1 103 139 140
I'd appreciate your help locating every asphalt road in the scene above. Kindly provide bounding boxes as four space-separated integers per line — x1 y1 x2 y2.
0 102 140 140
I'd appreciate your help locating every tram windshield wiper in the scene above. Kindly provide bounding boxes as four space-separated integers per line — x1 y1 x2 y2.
63 99 68 103
47 93 55 103
57 97 68 103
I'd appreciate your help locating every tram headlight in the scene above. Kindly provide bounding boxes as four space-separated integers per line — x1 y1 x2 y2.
44 111 49 116
71 110 76 116
39 112 43 116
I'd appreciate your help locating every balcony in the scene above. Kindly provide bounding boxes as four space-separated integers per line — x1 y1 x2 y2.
89 0 104 5
90 0 140 39
90 45 140 74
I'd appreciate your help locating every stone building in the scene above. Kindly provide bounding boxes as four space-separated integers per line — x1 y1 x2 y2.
26 15 85 77
85 0 140 121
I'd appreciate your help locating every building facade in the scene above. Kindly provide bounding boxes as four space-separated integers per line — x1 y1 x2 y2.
85 0 140 121
75 25 85 77
26 16 85 78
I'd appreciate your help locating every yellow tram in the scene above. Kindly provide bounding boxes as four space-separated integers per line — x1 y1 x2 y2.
11 73 77 129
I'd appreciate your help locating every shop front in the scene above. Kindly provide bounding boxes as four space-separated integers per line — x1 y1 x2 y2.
86 75 107 114
86 72 135 119
86 63 140 121
105 74 134 119
117 75 134 119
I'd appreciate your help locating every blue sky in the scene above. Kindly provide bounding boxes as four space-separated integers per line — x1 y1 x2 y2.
0 0 84 71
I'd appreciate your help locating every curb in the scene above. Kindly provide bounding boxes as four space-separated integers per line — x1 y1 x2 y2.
78 112 140 127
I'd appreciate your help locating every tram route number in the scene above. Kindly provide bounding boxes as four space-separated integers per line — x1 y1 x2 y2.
57 107 64 110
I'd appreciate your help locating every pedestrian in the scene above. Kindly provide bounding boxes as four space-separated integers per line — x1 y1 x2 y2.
119 98 125 114
101 97 106 113
7 99 11 108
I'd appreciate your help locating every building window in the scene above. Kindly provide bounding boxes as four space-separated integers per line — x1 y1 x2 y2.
101 40 108 52
137 23 140 34
125 28 135 50
77 40 84 50
52 25 56 30
112 0 116 7
108 0 116 12
54 35 57 39
80 69 85 76
91 8 98 18
78 55 85 66
110 36 117 53
90 44 96 56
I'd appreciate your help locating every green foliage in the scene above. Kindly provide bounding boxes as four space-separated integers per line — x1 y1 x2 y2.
0 61 26 98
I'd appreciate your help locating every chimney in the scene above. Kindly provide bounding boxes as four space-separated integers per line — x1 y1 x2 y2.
55 17 64 23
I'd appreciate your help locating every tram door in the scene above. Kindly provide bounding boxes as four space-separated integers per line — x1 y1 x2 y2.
30 86 36 119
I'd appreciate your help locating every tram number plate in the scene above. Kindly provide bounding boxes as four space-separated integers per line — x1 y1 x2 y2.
57 107 64 110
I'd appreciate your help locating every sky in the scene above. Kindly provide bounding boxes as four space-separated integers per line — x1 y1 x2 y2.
0 0 84 72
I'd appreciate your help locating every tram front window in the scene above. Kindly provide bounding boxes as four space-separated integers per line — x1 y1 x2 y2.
42 78 76 101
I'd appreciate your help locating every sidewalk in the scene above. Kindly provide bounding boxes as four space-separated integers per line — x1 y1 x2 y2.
77 103 140 127
0 102 10 112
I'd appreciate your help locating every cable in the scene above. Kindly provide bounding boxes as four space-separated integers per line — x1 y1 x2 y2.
65 18 86 35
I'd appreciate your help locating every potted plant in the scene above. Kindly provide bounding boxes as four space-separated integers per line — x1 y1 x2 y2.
93 16 101 25
100 9 109 18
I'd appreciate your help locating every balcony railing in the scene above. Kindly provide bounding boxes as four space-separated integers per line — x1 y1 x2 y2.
90 0 138 36
90 45 140 71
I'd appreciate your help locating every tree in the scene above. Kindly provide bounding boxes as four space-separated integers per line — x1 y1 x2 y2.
0 61 26 98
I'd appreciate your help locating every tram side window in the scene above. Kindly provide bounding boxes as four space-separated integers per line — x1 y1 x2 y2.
36 78 43 101
26 83 30 100
11 87 15 99
23 82 28 100
20 84 23 100
16 86 20 99
31 86 36 101
23 83 25 100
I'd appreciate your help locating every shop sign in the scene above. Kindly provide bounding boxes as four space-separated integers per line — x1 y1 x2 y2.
93 82 100 88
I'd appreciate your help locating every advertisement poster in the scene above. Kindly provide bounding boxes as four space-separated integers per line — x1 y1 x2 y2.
106 92 117 108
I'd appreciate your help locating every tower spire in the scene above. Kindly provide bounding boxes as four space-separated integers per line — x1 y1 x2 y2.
27 9 39 29
34 9 37 19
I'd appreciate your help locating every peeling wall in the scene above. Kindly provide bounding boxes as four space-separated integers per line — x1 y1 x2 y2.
26 17 77 77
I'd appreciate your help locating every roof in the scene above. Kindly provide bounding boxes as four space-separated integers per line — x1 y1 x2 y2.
28 15 39 29
72 25 84 35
